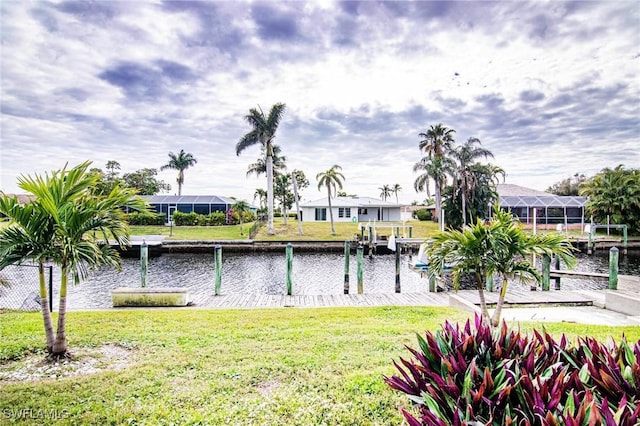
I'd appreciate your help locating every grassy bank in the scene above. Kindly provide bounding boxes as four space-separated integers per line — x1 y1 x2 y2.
1 307 638 425
129 223 255 240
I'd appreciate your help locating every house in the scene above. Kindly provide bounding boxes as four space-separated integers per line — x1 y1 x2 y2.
299 196 403 223
140 195 237 223
497 184 587 228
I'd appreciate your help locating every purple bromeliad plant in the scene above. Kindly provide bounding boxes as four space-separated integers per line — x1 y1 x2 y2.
385 314 640 425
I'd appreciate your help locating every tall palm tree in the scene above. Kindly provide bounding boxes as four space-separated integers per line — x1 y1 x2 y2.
391 183 402 204
413 155 455 227
246 144 287 178
236 103 286 235
0 196 56 353
316 164 345 236
451 137 494 226
232 200 251 236
253 188 267 212
160 149 197 196
379 184 391 201
418 124 456 229
17 162 149 356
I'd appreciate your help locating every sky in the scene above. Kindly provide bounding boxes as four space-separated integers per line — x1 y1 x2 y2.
1 0 638 205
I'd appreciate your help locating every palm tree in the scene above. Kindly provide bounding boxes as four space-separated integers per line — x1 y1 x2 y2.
232 200 251 236
0 196 56 353
427 207 575 326
316 165 345 236
391 183 402 204
413 155 455 228
160 149 197 196
451 137 494 226
236 103 286 235
418 124 456 229
253 188 267 212
17 162 149 357
246 145 287 178
379 184 391 201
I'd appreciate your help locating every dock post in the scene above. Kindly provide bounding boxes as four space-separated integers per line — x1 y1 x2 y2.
587 230 593 255
357 244 364 294
395 244 401 293
368 242 373 259
215 245 222 296
609 247 618 290
140 241 148 288
343 240 350 294
554 256 561 290
541 255 550 291
286 243 293 295
623 226 628 255
485 274 494 292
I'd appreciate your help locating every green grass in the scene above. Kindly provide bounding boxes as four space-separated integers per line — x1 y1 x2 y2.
129 223 256 240
1 307 638 425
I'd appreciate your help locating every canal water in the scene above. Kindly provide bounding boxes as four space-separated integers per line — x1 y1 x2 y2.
2 250 638 311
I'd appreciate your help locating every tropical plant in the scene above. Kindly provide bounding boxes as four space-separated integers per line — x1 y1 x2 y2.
392 183 402 204
232 200 251 236
236 103 286 235
417 124 456 229
316 164 345 236
579 165 640 234
246 144 287 178
547 173 587 196
253 188 268 213
428 208 575 326
160 149 197 196
379 184 391 201
12 162 149 357
385 315 640 425
450 137 494 226
0 196 56 352
122 168 171 195
413 155 455 227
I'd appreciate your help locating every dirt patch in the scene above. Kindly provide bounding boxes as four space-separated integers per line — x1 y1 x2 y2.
0 343 136 383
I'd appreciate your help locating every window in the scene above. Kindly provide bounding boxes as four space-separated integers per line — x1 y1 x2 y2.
315 208 327 221
338 207 351 218
358 208 368 215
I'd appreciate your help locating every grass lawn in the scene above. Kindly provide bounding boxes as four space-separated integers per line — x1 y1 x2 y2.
129 223 256 240
1 307 639 425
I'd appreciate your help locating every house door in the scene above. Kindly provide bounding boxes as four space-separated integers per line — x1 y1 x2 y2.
168 205 177 224
315 208 327 221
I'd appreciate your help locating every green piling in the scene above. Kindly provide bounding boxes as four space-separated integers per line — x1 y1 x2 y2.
215 245 222 296
609 247 618 290
395 244 401 293
357 244 364 294
428 272 436 293
343 240 350 294
140 241 148 288
541 255 550 291
286 243 293 295
623 227 628 255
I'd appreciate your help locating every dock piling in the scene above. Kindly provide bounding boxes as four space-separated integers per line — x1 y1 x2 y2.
554 256 561 290
286 243 293 295
541 255 550 291
344 240 350 294
215 245 222 295
394 244 401 293
140 241 148 288
609 247 618 290
357 244 364 294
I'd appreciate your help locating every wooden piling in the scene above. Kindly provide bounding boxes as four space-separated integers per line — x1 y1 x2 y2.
140 241 148 288
541 255 550 291
215 245 222 296
609 247 618 290
286 243 293 295
357 244 364 294
394 244 401 293
343 240 350 294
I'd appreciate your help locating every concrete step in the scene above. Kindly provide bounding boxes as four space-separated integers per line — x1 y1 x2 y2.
604 290 640 316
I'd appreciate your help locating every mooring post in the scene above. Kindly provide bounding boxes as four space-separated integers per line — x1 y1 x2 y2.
485 274 494 292
395 244 401 293
140 241 148 288
343 240 350 294
609 247 618 290
368 242 373 259
587 229 593 255
286 243 293 295
623 226 628 255
554 256 561 290
215 245 222 296
428 272 436 293
541 254 550 291
357 244 364 294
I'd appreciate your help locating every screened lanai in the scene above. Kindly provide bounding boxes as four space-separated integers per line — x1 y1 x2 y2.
141 195 237 223
495 184 587 228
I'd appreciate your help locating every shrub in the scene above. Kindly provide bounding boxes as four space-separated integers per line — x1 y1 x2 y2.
385 315 640 425
172 211 198 226
414 209 432 221
126 212 165 225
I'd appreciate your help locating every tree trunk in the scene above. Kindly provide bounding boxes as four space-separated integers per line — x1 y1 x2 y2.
52 265 68 356
292 171 303 235
435 183 442 231
327 187 336 235
38 262 55 353
266 150 275 235
282 203 288 225
461 190 467 227
475 272 491 322
491 277 509 327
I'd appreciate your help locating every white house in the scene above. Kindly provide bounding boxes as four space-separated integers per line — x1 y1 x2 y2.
299 196 403 223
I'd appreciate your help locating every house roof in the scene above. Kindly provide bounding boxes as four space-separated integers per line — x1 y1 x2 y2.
301 196 401 208
1 194 37 204
141 195 236 205
496 184 587 208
